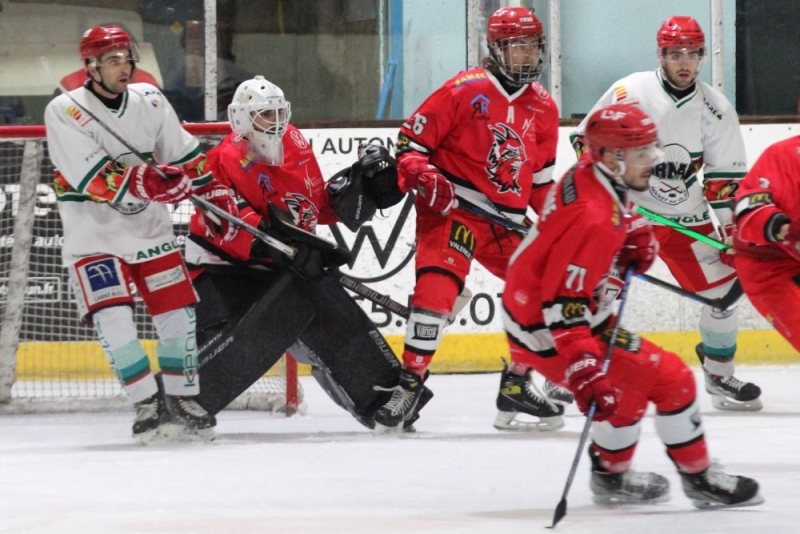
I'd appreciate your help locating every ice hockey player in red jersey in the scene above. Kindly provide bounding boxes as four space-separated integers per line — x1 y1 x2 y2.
502 103 762 508
44 25 239 440
732 136 800 352
184 76 428 431
373 6 569 432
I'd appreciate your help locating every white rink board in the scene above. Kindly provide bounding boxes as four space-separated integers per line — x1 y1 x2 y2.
300 124 798 335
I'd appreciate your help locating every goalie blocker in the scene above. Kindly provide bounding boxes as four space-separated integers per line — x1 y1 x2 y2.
190 266 419 428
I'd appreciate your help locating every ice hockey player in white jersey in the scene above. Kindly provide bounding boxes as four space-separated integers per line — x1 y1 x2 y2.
571 16 762 411
44 25 240 440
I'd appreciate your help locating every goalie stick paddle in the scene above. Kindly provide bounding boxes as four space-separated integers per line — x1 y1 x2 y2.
548 268 635 530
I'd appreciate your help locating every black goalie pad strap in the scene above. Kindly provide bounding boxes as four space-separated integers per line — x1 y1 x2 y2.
295 275 402 417
193 269 314 414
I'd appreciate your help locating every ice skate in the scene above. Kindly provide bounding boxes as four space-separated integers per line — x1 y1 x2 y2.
680 463 764 509
165 395 217 441
373 369 427 431
696 344 763 411
493 361 564 431
589 446 670 504
402 385 434 433
543 378 574 405
132 392 168 442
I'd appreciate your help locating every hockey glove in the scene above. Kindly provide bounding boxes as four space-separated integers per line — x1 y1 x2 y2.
397 153 456 215
618 213 659 275
128 164 192 204
566 353 617 422
194 182 240 242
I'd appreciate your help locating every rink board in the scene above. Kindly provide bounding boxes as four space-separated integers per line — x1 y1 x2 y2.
14 329 797 380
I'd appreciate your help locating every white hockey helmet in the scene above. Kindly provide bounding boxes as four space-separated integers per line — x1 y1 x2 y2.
228 76 291 165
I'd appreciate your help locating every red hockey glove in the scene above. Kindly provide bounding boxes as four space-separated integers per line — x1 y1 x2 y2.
194 182 240 242
128 164 192 204
397 153 455 215
566 353 617 422
618 214 659 275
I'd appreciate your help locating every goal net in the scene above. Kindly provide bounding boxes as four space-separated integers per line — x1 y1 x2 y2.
0 123 303 414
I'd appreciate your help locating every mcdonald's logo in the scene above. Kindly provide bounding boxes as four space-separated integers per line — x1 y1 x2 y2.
561 301 586 321
449 222 476 260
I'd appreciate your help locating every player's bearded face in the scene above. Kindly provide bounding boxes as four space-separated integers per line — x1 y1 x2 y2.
501 37 543 80
660 47 704 89
91 49 134 94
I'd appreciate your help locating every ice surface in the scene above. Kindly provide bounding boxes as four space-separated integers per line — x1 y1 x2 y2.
1 366 798 533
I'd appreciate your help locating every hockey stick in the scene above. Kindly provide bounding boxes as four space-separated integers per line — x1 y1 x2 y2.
549 268 635 529
40 56 411 316
636 206 730 251
453 194 740 309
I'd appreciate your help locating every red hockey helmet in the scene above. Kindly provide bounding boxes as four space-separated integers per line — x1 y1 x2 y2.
585 104 659 163
486 7 546 84
79 26 139 65
657 16 705 50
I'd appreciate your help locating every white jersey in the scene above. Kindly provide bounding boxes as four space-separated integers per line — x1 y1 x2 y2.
44 83 200 266
573 69 747 227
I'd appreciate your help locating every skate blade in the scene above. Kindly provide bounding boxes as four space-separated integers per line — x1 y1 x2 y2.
592 493 671 505
710 394 764 412
492 411 565 432
691 493 765 510
141 423 216 443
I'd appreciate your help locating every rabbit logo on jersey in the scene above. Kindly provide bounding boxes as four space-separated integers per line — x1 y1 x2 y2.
650 143 694 205
486 124 525 195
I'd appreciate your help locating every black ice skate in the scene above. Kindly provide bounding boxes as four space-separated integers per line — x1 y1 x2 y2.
402 385 434 433
132 392 168 438
165 395 217 440
493 360 564 431
680 464 764 509
373 369 427 430
696 344 763 411
589 446 670 504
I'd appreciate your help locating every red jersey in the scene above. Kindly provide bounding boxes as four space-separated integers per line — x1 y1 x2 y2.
502 160 633 361
187 125 337 264
397 68 559 220
735 135 800 248
60 68 160 91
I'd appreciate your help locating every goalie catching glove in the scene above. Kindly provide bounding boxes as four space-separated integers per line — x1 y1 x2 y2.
327 143 405 231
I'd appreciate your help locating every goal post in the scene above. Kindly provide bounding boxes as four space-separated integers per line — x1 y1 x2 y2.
0 123 303 414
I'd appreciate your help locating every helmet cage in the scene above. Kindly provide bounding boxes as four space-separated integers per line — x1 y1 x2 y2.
489 36 547 84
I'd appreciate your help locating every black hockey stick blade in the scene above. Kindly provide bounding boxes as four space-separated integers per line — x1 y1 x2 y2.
548 498 567 529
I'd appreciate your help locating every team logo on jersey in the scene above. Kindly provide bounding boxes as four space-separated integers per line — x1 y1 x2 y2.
650 143 697 205
486 123 526 195
470 94 490 120
257 173 274 192
448 222 476 260
290 129 308 149
283 192 319 232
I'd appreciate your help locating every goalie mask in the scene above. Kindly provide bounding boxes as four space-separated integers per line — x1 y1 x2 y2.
228 76 292 165
486 7 546 85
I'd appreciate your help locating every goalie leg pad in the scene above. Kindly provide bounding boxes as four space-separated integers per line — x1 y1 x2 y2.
295 276 402 418
192 268 315 414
